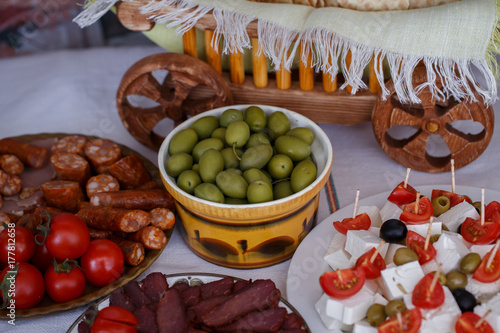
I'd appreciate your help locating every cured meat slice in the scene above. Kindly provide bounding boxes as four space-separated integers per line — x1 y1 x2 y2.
182 285 201 308
281 312 306 329
148 208 175 230
127 226 167 250
123 281 151 308
51 135 87 156
133 305 159 333
201 279 281 327
0 138 49 169
86 174 120 197
156 288 188 333
40 180 85 213
216 307 287 332
200 276 234 299
76 206 147 233
84 138 122 174
109 288 136 313
108 155 151 189
189 295 230 323
141 272 168 303
51 153 91 186
0 154 24 175
89 189 175 211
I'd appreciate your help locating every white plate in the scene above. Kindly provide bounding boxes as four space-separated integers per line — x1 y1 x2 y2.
68 272 311 333
286 185 500 333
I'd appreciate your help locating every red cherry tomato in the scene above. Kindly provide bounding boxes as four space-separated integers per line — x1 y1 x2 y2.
431 189 472 208
377 308 422 333
406 230 436 265
400 196 434 224
411 272 445 309
43 213 90 260
455 312 494 333
0 262 45 310
319 267 366 299
461 212 500 245
472 244 500 283
0 225 36 264
388 182 417 206
333 213 371 235
485 201 500 219
44 259 86 303
30 234 55 273
355 247 386 279
90 306 138 333
80 239 124 287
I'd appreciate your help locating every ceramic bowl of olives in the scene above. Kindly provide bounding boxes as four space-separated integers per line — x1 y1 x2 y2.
158 105 333 268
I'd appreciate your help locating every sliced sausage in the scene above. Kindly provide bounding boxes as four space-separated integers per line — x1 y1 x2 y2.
88 227 113 240
89 189 175 211
51 153 91 186
40 180 85 213
147 208 175 231
0 170 22 196
17 213 43 233
85 174 120 197
108 155 152 190
127 226 167 250
51 135 87 156
0 138 49 169
0 154 24 175
109 236 145 266
84 138 122 174
76 206 147 233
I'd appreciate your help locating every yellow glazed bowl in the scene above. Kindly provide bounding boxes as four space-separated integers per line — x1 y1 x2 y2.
158 105 333 268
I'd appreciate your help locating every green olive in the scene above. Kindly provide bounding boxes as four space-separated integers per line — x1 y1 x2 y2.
219 108 244 127
198 149 224 183
290 160 317 193
176 170 201 194
168 128 198 155
191 116 219 140
225 168 242 175
472 201 482 214
460 252 481 274
267 154 293 179
384 300 407 318
246 132 270 148
194 183 225 203
211 127 227 145
215 170 248 199
393 248 419 266
286 127 314 145
273 180 293 200
243 168 272 185
244 106 267 132
240 144 273 171
191 163 199 173
221 147 242 169
267 111 290 139
366 303 386 327
429 234 441 243
432 196 451 216
225 120 250 148
274 135 311 162
446 270 468 290
165 152 193 178
247 180 273 204
431 270 447 285
192 138 224 163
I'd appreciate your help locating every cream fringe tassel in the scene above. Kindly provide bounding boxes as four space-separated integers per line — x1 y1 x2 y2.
74 0 499 105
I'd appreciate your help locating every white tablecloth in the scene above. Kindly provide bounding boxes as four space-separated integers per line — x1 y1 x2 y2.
1 45 500 332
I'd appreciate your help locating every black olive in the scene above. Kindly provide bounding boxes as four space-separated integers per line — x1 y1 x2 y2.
452 288 477 313
379 219 408 243
457 223 463 235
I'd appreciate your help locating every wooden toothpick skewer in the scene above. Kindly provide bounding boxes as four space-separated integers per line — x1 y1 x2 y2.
352 189 360 219
451 159 455 193
430 264 441 293
424 217 434 251
397 311 403 329
481 188 485 226
415 192 420 212
370 240 386 263
404 168 411 188
475 309 492 328
486 239 500 269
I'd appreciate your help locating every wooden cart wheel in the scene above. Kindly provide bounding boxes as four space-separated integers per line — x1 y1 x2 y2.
117 53 233 150
372 67 494 173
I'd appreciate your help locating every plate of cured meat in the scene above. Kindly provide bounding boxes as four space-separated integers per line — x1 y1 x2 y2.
67 272 311 333
0 133 175 318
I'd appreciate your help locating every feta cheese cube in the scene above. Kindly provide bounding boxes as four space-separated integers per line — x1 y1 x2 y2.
438 201 480 232
324 233 352 270
406 222 442 238
357 206 383 228
433 231 470 273
345 230 389 261
323 288 375 325
315 293 353 331
421 260 441 275
466 276 500 303
368 227 380 237
470 244 495 257
384 243 405 265
379 261 425 300
373 292 389 306
353 319 378 333
380 201 403 222
474 293 500 332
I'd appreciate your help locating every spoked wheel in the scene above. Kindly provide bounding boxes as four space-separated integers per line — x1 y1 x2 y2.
372 67 494 173
117 53 233 150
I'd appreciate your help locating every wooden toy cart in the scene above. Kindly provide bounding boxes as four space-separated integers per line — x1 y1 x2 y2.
114 0 494 173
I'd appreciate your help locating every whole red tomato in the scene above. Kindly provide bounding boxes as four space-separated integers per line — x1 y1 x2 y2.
42 213 90 260
0 262 45 310
45 259 86 303
30 234 55 273
90 306 139 333
80 239 124 287
0 225 36 264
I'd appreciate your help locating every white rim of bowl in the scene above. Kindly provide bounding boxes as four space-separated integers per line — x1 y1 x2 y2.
158 104 333 209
